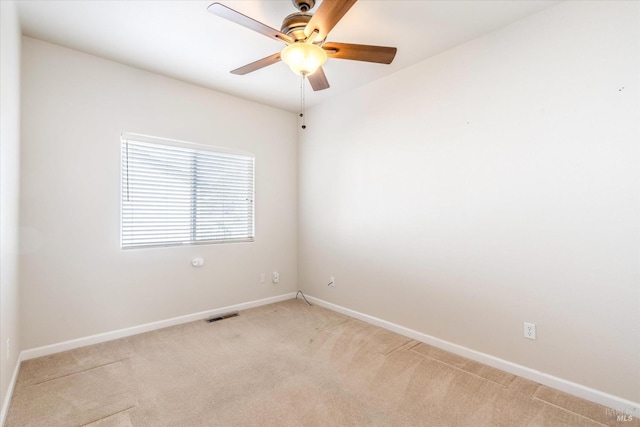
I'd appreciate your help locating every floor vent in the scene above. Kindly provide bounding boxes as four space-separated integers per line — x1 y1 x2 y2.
205 311 239 323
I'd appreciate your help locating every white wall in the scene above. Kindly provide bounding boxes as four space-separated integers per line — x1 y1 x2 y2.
0 0 22 417
299 1 639 403
19 37 298 349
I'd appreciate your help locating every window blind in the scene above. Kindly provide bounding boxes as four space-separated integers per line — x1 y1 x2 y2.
121 136 254 249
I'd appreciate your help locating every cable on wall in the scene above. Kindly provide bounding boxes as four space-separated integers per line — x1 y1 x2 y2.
296 290 312 306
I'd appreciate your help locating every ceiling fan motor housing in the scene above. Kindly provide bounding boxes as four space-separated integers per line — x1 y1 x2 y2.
291 0 315 12
281 13 317 43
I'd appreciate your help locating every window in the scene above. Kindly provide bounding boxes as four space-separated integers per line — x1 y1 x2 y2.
121 134 254 249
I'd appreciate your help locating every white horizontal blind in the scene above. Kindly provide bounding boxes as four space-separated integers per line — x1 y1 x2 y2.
121 136 254 249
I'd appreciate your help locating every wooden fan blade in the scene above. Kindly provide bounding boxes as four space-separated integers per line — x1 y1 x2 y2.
323 42 397 64
308 67 330 91
231 53 281 75
207 3 293 45
304 0 357 41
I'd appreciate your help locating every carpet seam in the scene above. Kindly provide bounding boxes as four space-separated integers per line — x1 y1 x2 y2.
380 338 414 356
78 404 136 427
32 358 130 385
532 385 609 427
409 345 515 388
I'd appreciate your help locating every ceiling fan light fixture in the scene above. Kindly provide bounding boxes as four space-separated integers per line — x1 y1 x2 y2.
281 42 327 76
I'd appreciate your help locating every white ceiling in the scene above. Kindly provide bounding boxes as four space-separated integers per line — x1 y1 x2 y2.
16 0 559 112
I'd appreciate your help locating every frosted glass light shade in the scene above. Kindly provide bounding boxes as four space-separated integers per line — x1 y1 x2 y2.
281 43 327 76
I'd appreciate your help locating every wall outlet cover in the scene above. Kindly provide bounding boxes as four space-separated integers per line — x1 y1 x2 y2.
524 322 536 340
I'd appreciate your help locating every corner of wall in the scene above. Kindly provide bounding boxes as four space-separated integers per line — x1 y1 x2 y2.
0 0 22 424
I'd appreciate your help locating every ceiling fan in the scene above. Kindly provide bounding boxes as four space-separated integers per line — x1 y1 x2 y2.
207 0 398 91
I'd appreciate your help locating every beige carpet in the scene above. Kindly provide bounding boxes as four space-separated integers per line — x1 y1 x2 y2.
5 299 637 426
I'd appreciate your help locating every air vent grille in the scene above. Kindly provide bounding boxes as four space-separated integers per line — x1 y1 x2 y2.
205 312 239 323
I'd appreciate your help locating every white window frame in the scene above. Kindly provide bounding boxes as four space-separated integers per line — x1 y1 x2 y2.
120 133 255 249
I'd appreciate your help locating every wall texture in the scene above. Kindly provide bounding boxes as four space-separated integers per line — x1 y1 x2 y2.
19 37 298 349
299 1 639 402
0 0 22 417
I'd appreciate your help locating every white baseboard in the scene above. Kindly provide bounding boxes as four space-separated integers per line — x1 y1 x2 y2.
306 295 640 415
21 293 297 361
1 353 22 427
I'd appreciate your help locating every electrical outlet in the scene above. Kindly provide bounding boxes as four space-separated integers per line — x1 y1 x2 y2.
272 272 279 283
259 273 265 283
328 276 335 287
524 322 536 340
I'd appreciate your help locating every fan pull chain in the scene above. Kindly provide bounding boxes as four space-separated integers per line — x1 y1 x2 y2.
300 74 306 130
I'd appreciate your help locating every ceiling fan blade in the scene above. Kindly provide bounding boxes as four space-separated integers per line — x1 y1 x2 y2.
231 53 281 75
323 42 397 64
304 0 358 41
207 3 293 45
308 67 330 91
